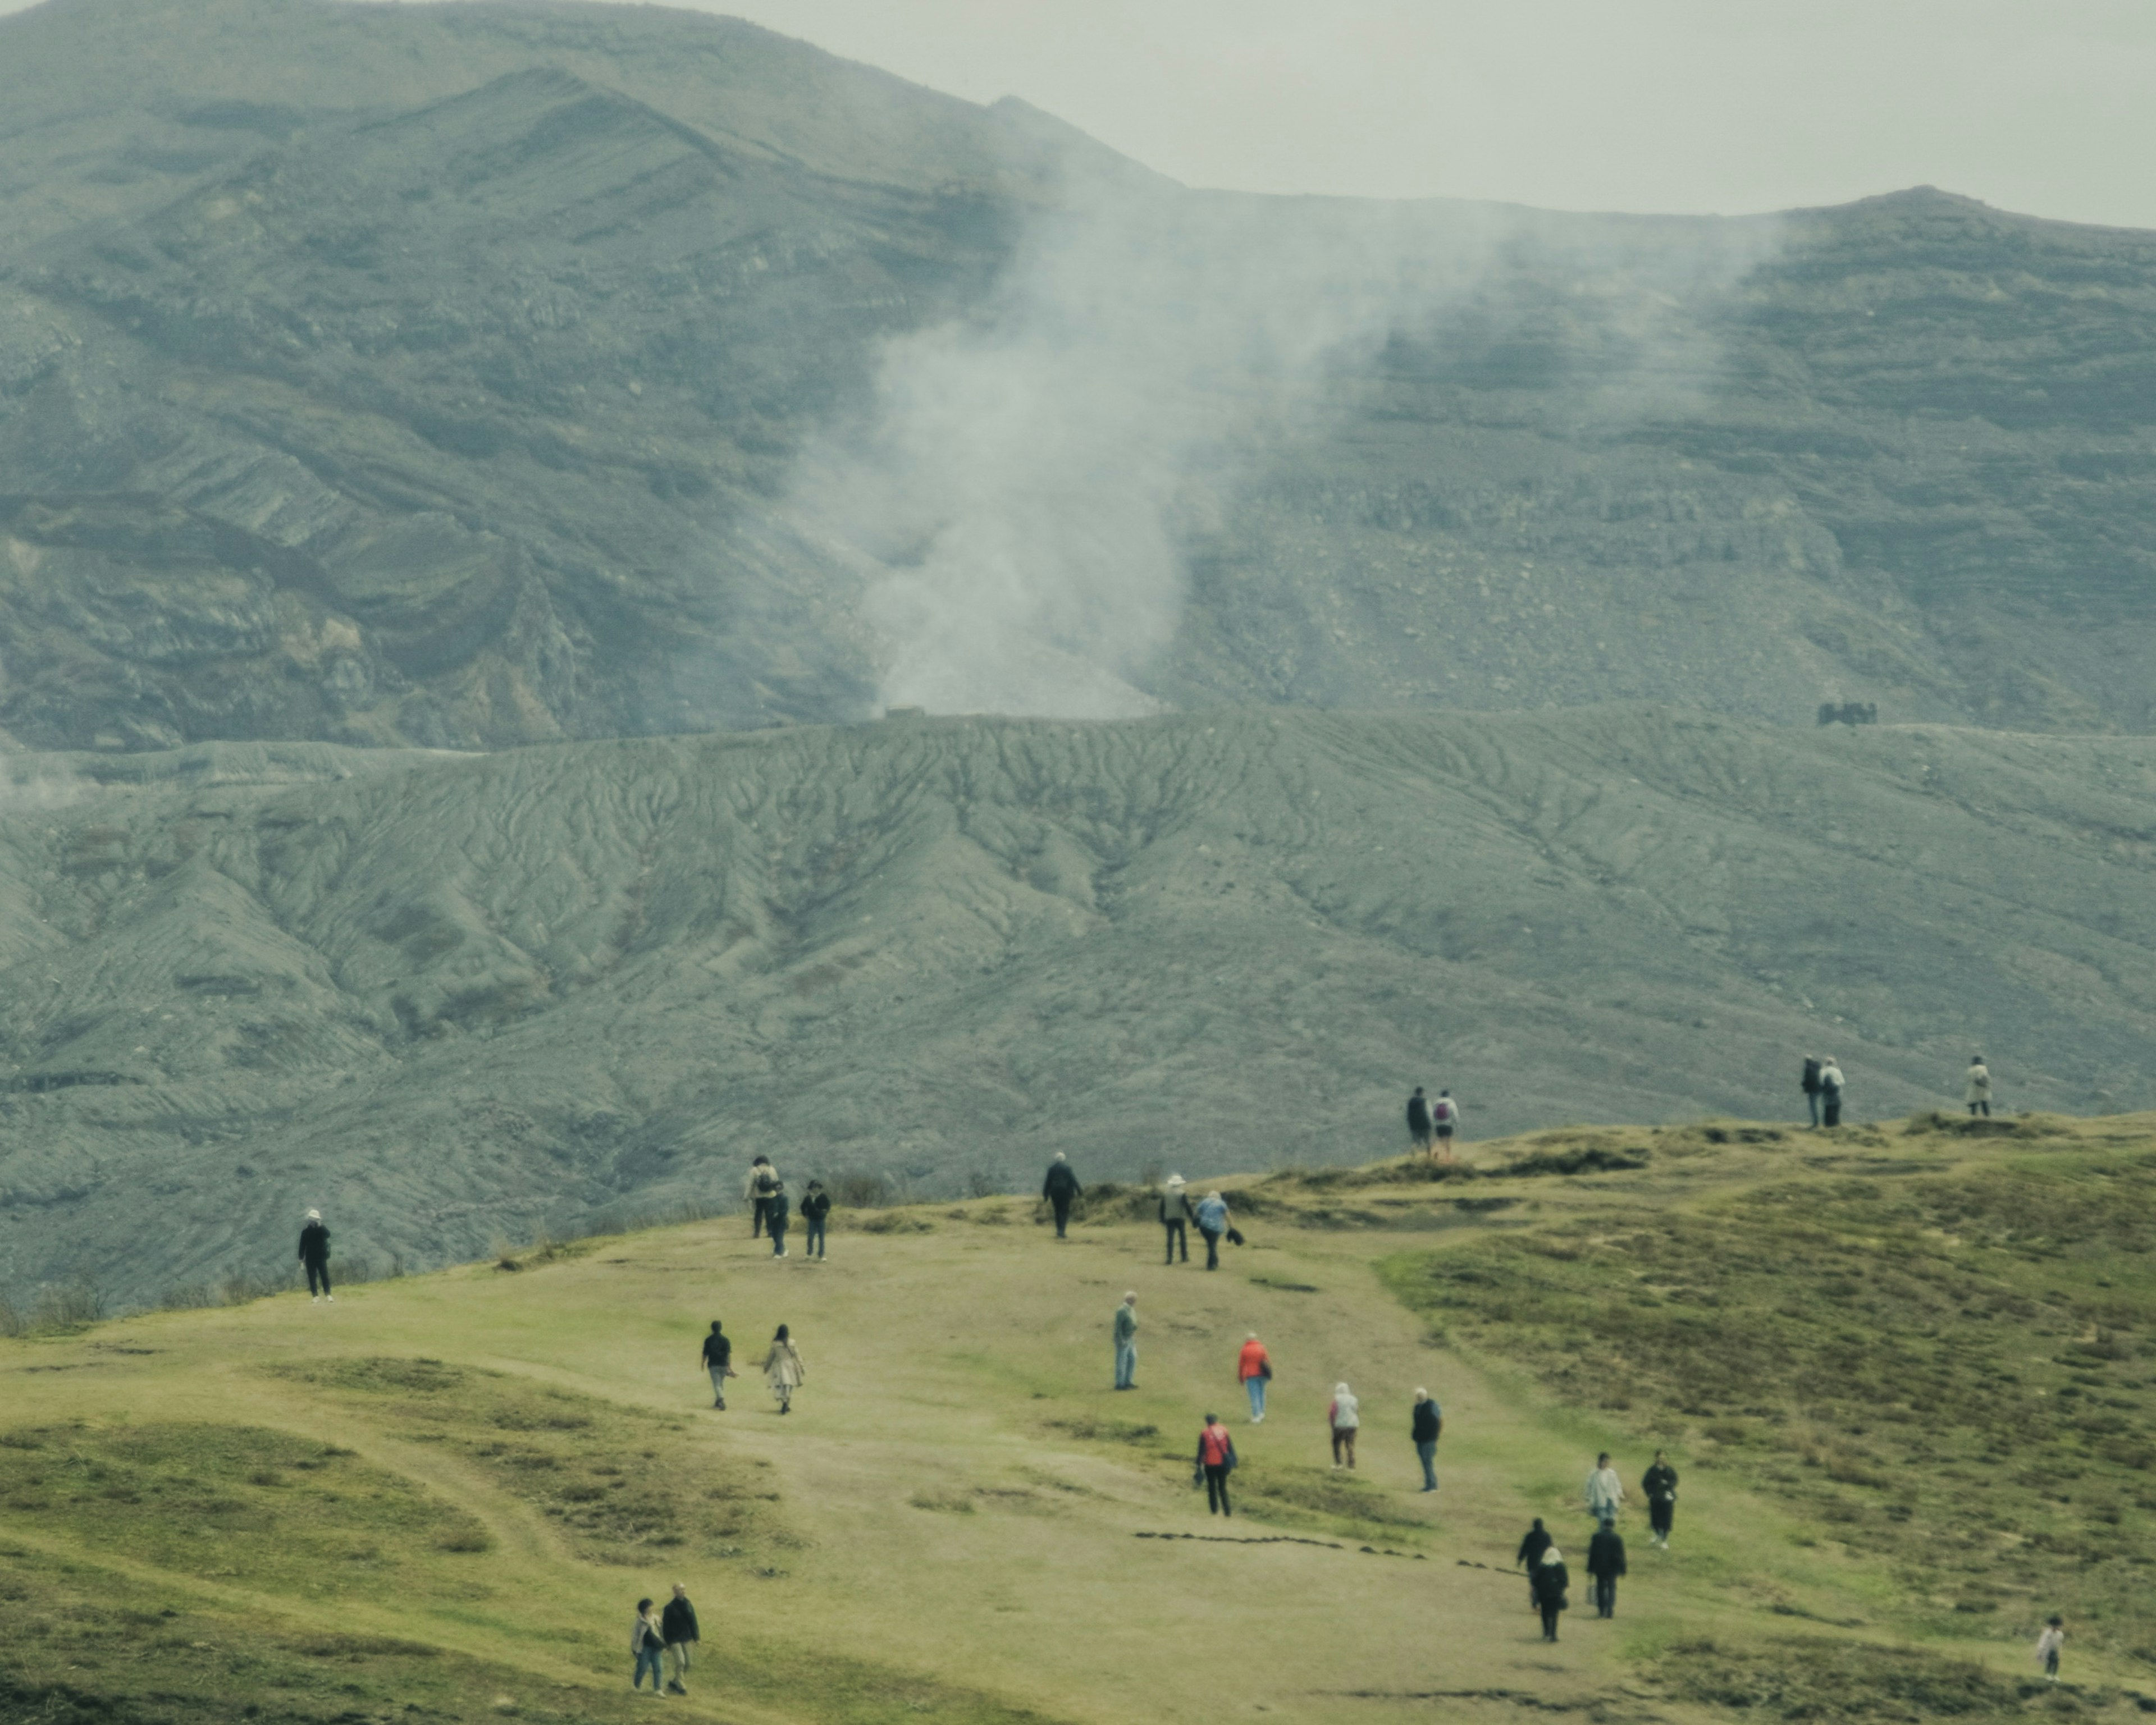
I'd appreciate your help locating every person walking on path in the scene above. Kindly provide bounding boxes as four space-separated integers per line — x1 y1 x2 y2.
1801 1054 1822 1128
1430 1090 1461 1160
1196 1413 1237 1517
299 1209 333 1302
1516 1518 1554 1609
1238 1334 1272 1422
1328 1383 1360 1468
700 1321 733 1410
2036 1616 2066 1683
1819 1058 1846 1128
631 1599 665 1692
746 1157 781 1237
762 1324 805 1413
1043 1153 1082 1239
660 1584 699 1696
1113 1293 1139 1389
1159 1175 1191 1264
1966 1056 1993 1118
1585 1452 1624 1523
1407 1086 1434 1154
1587 1518 1627 1618
800 1180 832 1258
765 1180 792 1257
1412 1389 1442 1492
1643 1451 1678 1549
1194 1189 1232 1270
1531 1547 1570 1642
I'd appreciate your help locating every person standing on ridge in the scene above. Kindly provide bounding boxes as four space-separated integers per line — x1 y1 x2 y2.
1412 1388 1442 1492
1195 1413 1237 1516
766 1179 791 1258
660 1583 700 1696
1819 1058 1846 1128
1642 1450 1678 1549
1586 1518 1626 1618
762 1323 805 1413
1801 1054 1822 1128
1194 1189 1232 1270
1407 1086 1434 1154
1966 1055 1993 1118
1532 1546 1570 1642
1328 1382 1360 1468
1113 1292 1139 1389
1238 1333 1272 1422
299 1209 332 1302
745 1156 780 1237
800 1179 831 1259
1516 1518 1553 1609
701 1320 733 1410
1043 1152 1082 1239
1585 1452 1624 1523
1430 1090 1461 1161
1160 1175 1192 1264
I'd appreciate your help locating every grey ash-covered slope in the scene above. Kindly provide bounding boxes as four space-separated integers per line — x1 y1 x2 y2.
1 0 2154 747
2 707 2153 1300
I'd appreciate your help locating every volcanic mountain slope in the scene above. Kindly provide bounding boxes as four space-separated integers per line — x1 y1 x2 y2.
1 0 2154 747
1 706 2152 1301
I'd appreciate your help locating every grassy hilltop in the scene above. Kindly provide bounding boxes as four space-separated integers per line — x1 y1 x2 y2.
5 1109 2155 1725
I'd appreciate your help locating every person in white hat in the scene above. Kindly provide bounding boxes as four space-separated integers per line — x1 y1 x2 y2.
299 1209 332 1302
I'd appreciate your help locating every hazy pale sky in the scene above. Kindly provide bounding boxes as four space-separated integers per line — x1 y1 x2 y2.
671 0 2154 227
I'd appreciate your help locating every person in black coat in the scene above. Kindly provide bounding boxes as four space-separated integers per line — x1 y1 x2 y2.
766 1182 791 1258
1587 1518 1627 1618
1515 1517 1552 1609
299 1209 332 1301
1531 1548 1570 1641
1411 1389 1442 1492
800 1180 832 1259
659 1584 699 1695
1042 1154 1081 1239
1643 1451 1678 1549
1406 1086 1434 1153
701 1321 732 1409
1801 1054 1822 1128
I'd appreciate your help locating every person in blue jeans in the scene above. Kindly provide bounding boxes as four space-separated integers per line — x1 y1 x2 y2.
1113 1292 1139 1388
631 1599 665 1691
1194 1190 1231 1270
1412 1388 1442 1491
800 1180 831 1259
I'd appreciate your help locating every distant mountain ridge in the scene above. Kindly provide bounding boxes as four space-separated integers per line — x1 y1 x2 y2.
1 0 2153 748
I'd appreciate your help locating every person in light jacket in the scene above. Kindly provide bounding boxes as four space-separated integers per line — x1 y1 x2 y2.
762 1323 805 1413
1194 1189 1231 1270
1966 1056 1992 1118
1819 1059 1846 1128
1328 1382 1360 1468
631 1598 665 1691
1160 1175 1192 1264
744 1156 780 1237
1585 1452 1624 1522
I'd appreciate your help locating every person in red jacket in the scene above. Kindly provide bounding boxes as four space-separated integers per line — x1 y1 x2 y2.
1237 1333 1272 1422
1195 1414 1237 1516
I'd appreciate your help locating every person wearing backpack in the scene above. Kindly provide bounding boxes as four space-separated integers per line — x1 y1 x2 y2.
1042 1153 1082 1239
1819 1058 1846 1128
1238 1333 1272 1422
800 1180 832 1258
745 1157 781 1237
1801 1055 1822 1127
1195 1413 1237 1516
1430 1090 1461 1160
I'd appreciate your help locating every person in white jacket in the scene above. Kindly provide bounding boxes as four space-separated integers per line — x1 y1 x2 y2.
1966 1056 1993 1118
1328 1383 1361 1468
1585 1452 1625 1522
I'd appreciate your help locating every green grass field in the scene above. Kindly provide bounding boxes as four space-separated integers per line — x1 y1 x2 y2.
6 1113 2155 1724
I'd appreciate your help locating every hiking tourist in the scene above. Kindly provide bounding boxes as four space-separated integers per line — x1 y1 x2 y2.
763 1324 805 1413
1585 1452 1624 1522
1238 1333 1272 1422
1113 1293 1139 1389
1043 1152 1082 1239
1407 1086 1433 1153
766 1179 791 1258
631 1598 665 1691
1328 1382 1360 1468
1801 1054 1822 1127
1819 1058 1846 1128
1643 1450 1678 1548
1966 1055 1992 1118
1532 1547 1570 1641
1587 1518 1626 1618
746 1157 781 1237
1196 1413 1237 1516
1431 1090 1460 1159
661 1584 699 1695
298 1209 332 1302
1194 1189 1231 1269
701 1321 733 1410
2037 1616 2065 1683
801 1180 831 1258
1160 1175 1191 1264
1516 1518 1554 1608
1412 1388 1442 1491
